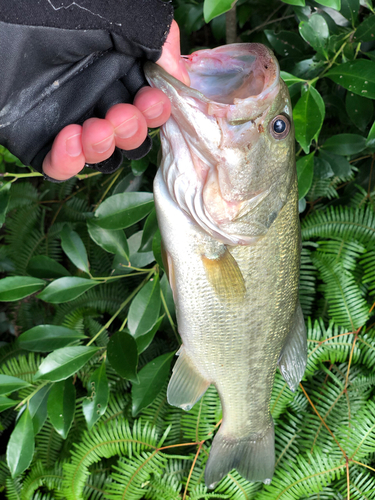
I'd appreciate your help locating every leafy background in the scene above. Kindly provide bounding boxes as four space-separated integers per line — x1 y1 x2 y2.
1 0 375 498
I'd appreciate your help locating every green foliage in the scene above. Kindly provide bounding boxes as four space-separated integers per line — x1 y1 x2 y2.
1 0 375 498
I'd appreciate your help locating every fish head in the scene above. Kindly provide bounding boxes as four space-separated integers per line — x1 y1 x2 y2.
145 44 296 245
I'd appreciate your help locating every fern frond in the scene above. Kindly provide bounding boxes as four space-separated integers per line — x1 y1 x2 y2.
5 476 22 500
62 419 159 500
316 238 366 271
312 254 369 330
83 468 111 500
181 386 221 442
0 460 10 487
299 246 318 317
274 414 302 469
358 330 375 369
301 205 375 243
337 400 375 460
21 461 64 500
337 468 375 500
257 450 345 500
104 452 168 500
61 197 90 222
306 318 361 376
144 459 189 500
361 248 375 296
8 183 38 212
35 418 64 469
270 371 296 420
0 352 42 383
214 470 262 499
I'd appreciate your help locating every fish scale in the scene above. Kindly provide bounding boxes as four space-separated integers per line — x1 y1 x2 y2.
145 43 307 488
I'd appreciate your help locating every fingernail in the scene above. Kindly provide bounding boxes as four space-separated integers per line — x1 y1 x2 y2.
142 102 164 120
92 135 114 153
114 116 139 139
66 134 82 157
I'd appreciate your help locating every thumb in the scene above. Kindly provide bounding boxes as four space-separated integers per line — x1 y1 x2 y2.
156 20 190 86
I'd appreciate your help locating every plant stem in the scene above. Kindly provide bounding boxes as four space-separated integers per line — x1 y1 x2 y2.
226 6 237 44
86 270 154 346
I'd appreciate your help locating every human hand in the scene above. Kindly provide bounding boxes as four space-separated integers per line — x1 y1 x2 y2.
42 20 189 181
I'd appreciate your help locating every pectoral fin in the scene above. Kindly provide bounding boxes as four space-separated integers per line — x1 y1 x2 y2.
167 347 210 411
202 247 246 302
278 302 307 392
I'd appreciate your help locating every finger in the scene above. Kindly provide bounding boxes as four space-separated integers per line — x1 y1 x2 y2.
42 124 86 180
105 103 149 151
157 20 190 86
133 87 171 128
81 118 116 164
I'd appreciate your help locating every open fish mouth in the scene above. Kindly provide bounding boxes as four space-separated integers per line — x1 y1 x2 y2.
145 43 280 122
184 43 279 106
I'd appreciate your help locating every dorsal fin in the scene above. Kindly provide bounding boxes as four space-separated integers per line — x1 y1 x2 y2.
202 247 246 302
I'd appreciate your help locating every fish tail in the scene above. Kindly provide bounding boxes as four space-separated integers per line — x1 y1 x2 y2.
205 421 275 489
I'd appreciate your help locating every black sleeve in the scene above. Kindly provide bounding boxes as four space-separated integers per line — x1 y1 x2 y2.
0 0 173 180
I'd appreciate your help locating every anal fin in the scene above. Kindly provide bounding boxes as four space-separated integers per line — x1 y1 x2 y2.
278 301 307 392
167 347 210 411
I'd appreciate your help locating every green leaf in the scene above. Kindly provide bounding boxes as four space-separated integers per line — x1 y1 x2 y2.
0 374 30 395
297 153 315 199
354 14 375 41
61 225 90 274
345 91 374 130
7 408 35 477
94 192 154 230
128 275 161 338
107 330 139 383
326 60 375 99
0 276 46 302
299 15 329 57
316 0 341 9
340 0 359 24
0 183 11 228
265 30 308 57
113 172 143 195
314 156 334 179
38 277 99 304
280 71 305 87
131 157 149 176
82 362 109 430
152 230 164 270
29 385 50 435
135 316 164 354
281 0 306 5
367 120 375 149
112 231 155 274
319 150 352 177
203 0 236 23
47 378 76 439
34 346 100 382
139 209 158 253
87 220 129 260
18 325 87 352
26 255 71 279
0 396 19 413
132 352 175 416
294 85 325 153
321 134 367 155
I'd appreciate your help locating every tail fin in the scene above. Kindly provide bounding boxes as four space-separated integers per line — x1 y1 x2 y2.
205 421 275 489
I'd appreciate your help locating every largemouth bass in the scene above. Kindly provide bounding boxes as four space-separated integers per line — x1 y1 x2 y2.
145 43 307 488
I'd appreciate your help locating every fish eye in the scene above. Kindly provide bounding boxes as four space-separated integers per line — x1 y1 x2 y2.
270 115 290 140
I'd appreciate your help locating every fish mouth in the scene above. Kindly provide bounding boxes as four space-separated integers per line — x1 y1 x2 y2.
145 43 279 121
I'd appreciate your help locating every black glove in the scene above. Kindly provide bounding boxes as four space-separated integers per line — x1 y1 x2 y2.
0 0 173 180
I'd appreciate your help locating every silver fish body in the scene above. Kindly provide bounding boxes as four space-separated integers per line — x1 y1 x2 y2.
145 44 307 488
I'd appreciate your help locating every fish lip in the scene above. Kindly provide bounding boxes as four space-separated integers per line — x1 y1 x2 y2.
144 43 280 113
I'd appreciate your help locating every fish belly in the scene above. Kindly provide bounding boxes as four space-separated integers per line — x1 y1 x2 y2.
154 168 300 484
